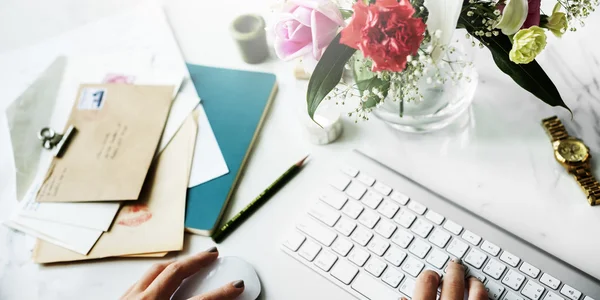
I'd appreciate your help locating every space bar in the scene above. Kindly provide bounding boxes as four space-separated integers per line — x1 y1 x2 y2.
351 273 399 300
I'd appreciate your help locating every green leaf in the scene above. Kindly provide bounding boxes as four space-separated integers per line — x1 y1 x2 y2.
340 9 353 20
307 33 356 121
457 16 571 113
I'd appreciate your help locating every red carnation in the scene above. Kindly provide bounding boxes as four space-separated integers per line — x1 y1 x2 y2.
340 0 426 72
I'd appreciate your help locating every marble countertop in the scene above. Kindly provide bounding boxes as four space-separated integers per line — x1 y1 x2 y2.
1 0 599 299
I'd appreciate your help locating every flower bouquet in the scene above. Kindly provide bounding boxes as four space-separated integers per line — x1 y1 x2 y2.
272 0 598 122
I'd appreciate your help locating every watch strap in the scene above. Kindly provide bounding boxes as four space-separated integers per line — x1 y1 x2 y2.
541 116 569 142
573 166 600 206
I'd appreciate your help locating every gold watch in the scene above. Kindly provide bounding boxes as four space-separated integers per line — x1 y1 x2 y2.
542 116 600 206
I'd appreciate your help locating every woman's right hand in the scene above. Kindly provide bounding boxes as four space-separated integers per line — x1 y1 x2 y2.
410 259 488 300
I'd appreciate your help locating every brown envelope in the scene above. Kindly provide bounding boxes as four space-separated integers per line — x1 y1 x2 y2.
122 252 168 258
33 112 197 263
36 84 174 203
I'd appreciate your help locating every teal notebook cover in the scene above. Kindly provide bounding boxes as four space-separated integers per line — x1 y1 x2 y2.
185 64 277 235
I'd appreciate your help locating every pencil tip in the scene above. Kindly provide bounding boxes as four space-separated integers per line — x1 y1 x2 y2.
296 154 309 166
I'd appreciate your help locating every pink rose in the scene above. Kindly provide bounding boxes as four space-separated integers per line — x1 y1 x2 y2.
274 0 344 72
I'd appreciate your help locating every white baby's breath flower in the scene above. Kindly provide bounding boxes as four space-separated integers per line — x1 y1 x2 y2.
426 77 433 84
425 45 434 53
434 29 443 39
407 55 413 62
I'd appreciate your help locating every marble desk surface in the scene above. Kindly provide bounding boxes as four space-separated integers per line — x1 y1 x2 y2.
1 0 599 299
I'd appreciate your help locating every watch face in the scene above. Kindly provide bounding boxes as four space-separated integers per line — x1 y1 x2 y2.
556 139 588 162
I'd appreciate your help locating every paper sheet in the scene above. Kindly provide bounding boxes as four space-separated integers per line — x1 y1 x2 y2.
4 186 103 255
0 3 198 152
188 105 229 187
18 181 120 231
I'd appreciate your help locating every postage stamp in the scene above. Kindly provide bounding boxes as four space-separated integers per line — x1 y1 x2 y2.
78 87 107 110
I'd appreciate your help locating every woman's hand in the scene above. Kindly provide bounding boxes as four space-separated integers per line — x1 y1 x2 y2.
121 247 244 300
410 259 488 300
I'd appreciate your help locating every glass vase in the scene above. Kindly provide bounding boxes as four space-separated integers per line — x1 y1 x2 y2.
372 34 478 133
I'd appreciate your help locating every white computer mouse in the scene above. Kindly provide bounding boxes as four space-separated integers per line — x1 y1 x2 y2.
172 256 261 300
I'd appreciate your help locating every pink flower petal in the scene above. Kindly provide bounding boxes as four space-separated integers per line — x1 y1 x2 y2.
274 37 313 60
289 24 313 42
311 10 339 57
291 0 344 25
291 6 313 26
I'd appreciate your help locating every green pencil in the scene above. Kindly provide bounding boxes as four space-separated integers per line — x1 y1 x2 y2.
211 155 309 243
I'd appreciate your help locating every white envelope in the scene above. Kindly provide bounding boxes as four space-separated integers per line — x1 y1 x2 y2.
18 181 120 231
5 186 104 255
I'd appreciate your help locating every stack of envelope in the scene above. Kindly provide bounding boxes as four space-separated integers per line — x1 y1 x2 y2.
1 4 229 263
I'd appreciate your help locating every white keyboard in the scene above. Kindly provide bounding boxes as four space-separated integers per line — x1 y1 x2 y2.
281 151 600 300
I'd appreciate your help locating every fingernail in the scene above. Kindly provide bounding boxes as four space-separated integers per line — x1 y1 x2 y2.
233 280 245 288
401 297 409 300
452 258 463 265
206 246 218 253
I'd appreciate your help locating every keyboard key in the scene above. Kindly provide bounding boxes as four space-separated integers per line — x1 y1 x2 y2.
426 248 449 269
358 209 380 229
309 202 340 227
357 173 375 186
314 250 338 271
407 200 427 215
560 284 582 300
331 238 353 256
483 259 506 280
367 236 390 256
346 182 367 200
348 248 370 267
330 259 359 284
362 190 383 209
364 257 387 277
540 273 561 290
485 281 506 300
320 191 348 210
402 257 425 277
465 248 487 269
411 219 434 238
522 280 545 300
341 200 363 219
443 220 463 235
330 174 351 191
425 210 445 225
374 219 397 239
545 292 565 300
429 228 451 248
390 191 410 205
384 246 407 266
334 218 356 236
297 217 337 246
377 200 399 219
502 269 525 290
341 165 359 177
500 251 521 267
394 209 416 228
298 239 321 261
283 231 306 251
391 230 414 248
374 181 392 196
447 238 469 258
470 270 487 283
481 240 501 256
519 262 541 278
351 226 374 247
584 297 595 300
382 268 405 288
505 293 526 300
351 272 399 299
399 277 417 296
424 266 443 278
462 230 482 245
409 239 432 259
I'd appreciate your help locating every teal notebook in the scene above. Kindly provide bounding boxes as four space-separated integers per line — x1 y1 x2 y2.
185 64 277 235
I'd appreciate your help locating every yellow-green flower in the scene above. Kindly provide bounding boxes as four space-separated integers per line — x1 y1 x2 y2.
543 3 569 37
509 26 547 64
